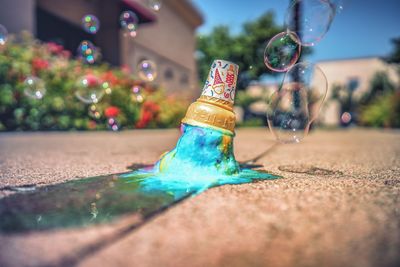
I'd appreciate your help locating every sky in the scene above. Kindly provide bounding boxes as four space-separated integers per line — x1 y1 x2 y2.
191 0 400 62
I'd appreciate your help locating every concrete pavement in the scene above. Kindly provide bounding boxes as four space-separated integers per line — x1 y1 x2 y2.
0 128 399 267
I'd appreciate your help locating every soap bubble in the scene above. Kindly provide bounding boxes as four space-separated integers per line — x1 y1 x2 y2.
341 111 352 124
138 60 157 82
82 15 100 34
88 104 101 119
285 0 335 46
264 31 301 72
103 81 112 95
75 74 105 104
107 118 120 131
77 40 98 64
131 85 145 103
267 62 328 143
24 76 46 99
120 11 139 37
330 0 345 14
147 0 162 11
0 24 8 46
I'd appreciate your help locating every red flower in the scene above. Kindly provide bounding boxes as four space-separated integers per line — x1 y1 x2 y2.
143 101 160 112
32 58 49 72
47 42 64 55
61 50 71 59
135 111 152 128
121 64 131 75
135 101 160 128
105 106 120 118
100 71 118 86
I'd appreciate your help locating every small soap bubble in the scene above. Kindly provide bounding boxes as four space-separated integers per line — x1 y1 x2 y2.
138 60 157 82
267 62 327 143
77 40 98 64
264 31 301 72
147 0 162 11
107 118 120 131
82 15 100 34
0 24 8 46
88 104 101 119
131 85 145 103
120 11 139 37
24 76 46 100
102 82 112 95
75 74 105 104
285 0 335 46
341 112 351 124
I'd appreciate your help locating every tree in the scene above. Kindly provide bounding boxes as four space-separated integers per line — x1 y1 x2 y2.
196 11 283 89
360 71 395 106
386 37 400 64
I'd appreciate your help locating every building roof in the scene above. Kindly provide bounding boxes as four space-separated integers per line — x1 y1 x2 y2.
122 0 158 23
122 0 203 29
167 0 204 29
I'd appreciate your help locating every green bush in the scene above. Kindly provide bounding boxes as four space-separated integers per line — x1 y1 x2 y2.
0 33 188 131
359 91 400 128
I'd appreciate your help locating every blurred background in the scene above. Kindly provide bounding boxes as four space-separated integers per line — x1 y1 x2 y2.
0 0 399 131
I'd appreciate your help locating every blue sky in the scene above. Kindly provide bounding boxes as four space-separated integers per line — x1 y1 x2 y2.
191 0 400 62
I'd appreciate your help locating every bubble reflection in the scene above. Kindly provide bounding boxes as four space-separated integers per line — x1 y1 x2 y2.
147 0 162 11
267 62 328 143
131 85 145 103
285 0 335 46
82 15 100 34
75 74 105 104
120 11 139 37
77 40 98 64
264 31 301 72
0 24 8 46
107 118 120 131
138 60 157 82
24 76 46 100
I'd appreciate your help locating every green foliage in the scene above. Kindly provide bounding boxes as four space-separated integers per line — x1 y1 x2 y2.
358 72 399 128
359 91 400 127
360 71 395 106
235 90 261 109
0 33 188 131
196 11 284 89
386 37 400 64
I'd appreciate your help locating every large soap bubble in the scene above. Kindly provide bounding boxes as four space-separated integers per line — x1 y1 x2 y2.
267 62 328 143
24 76 46 100
264 31 301 72
285 0 335 46
75 74 105 104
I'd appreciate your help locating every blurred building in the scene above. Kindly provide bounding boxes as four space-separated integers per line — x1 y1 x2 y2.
0 0 203 99
316 57 399 126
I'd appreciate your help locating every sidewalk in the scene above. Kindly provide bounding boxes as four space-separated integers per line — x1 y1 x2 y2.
0 128 399 267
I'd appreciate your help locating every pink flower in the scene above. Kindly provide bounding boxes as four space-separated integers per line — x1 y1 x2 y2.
84 74 100 87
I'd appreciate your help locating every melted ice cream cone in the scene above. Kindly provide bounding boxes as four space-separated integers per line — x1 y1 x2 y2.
182 60 239 133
